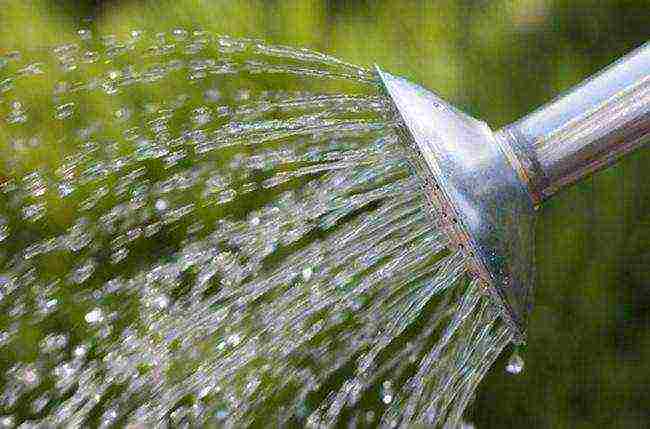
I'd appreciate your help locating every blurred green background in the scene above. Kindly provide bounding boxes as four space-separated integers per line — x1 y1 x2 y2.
1 0 649 427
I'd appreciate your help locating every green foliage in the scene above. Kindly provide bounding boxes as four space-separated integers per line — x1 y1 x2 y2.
1 0 648 426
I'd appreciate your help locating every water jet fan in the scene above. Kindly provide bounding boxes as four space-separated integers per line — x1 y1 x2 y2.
377 42 650 342
1 24 648 426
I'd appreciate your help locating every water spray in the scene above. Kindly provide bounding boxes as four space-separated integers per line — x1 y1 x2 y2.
1 24 648 426
377 42 650 343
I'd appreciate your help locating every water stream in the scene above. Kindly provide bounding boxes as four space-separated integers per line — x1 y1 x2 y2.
0 30 514 427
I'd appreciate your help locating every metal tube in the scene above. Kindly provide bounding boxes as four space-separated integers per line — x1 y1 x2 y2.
378 43 650 339
498 42 650 204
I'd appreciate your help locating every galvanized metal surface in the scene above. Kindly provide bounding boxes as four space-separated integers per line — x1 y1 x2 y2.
502 42 650 202
376 67 537 343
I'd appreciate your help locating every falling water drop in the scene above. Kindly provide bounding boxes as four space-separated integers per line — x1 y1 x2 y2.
302 266 313 281
191 106 212 125
78 28 92 40
114 106 131 120
55 102 75 120
171 28 188 40
22 203 46 221
204 88 221 102
7 101 27 124
0 217 8 242
32 396 49 414
380 380 395 405
74 344 88 358
505 351 524 375
155 199 168 212
58 181 75 197
85 307 104 325
0 415 15 428
153 295 169 310
21 366 40 387
83 50 99 63
0 77 14 93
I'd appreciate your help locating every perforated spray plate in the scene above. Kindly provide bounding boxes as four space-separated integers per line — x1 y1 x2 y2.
376 67 538 343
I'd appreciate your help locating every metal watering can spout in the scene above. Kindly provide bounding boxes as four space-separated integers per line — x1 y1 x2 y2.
377 42 650 342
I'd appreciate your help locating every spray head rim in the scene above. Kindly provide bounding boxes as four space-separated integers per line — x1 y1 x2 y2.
375 65 537 343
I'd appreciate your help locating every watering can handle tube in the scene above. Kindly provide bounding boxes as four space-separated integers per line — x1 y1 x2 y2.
497 42 650 205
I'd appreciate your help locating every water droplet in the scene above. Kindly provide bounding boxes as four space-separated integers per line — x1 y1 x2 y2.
21 366 40 387
155 199 168 212
115 106 131 120
58 181 75 197
65 219 92 251
204 88 221 102
82 50 99 63
111 248 129 264
144 221 161 237
40 333 68 353
6 101 27 124
217 36 247 53
153 295 169 309
505 352 524 375
55 102 75 120
23 171 47 196
0 415 15 428
0 77 14 93
22 203 46 221
32 395 49 413
18 62 44 76
171 28 188 40
215 337 227 352
227 333 242 346
216 189 236 204
191 106 212 125
77 28 92 40
72 259 96 284
102 79 118 95
74 344 88 358
0 217 8 242
235 89 250 101
85 307 104 324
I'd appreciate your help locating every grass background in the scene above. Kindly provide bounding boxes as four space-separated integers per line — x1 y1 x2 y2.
1 1 649 427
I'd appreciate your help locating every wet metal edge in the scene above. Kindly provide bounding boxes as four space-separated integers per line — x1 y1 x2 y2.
376 66 538 343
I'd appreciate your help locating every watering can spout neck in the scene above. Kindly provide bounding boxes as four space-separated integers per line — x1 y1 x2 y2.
498 42 650 204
